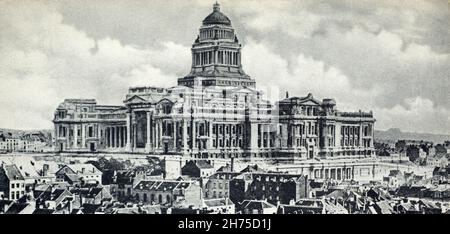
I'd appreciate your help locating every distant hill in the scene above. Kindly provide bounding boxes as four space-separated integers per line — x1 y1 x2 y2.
375 128 450 144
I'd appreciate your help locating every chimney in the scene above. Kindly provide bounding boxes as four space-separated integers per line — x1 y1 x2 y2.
230 156 235 172
42 164 49 176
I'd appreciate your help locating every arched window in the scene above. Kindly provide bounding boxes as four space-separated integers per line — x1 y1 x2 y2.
151 194 155 202
143 193 147 202
158 194 163 203
135 193 140 201
166 195 171 204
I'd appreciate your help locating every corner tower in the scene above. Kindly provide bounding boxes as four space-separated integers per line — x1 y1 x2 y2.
178 2 256 88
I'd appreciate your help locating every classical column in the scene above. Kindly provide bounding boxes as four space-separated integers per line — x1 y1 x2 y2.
192 121 197 150
97 125 102 146
183 119 188 154
259 124 263 148
125 113 131 151
81 124 85 149
111 127 115 148
73 124 78 149
155 120 160 149
173 121 177 151
116 127 119 148
145 112 151 152
209 122 213 149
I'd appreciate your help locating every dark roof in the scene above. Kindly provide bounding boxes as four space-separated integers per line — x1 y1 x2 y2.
33 208 55 214
2 164 25 180
240 164 264 173
81 204 101 214
72 187 104 198
195 160 214 169
202 3 231 26
209 172 241 180
5 203 30 214
216 164 232 172
389 170 402 177
396 185 426 197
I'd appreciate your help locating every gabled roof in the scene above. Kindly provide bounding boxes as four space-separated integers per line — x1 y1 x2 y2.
240 164 264 173
58 163 101 175
240 200 276 210
123 95 147 104
278 93 322 106
5 203 31 214
2 164 24 181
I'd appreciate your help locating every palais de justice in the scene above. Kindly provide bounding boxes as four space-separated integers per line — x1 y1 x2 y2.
53 3 375 161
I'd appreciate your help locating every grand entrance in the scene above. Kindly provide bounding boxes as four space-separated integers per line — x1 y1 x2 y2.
134 112 148 148
90 142 96 152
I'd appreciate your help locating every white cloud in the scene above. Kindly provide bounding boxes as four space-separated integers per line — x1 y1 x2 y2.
0 1 190 130
375 97 450 134
0 0 449 136
243 39 381 110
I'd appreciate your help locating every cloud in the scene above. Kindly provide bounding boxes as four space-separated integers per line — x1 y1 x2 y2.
375 97 450 134
0 1 190 130
0 0 449 135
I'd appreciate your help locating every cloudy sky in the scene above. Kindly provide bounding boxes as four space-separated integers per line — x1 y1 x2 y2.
0 0 449 134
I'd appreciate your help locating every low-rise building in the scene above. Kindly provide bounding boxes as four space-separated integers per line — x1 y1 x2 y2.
382 170 405 188
133 180 202 208
181 160 215 178
202 197 235 214
237 200 277 214
0 164 26 201
71 186 112 206
33 184 73 213
278 198 349 214
203 172 241 199
229 172 309 205
55 163 102 185
432 166 450 184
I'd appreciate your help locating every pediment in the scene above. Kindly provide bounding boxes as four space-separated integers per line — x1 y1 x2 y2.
156 98 175 105
124 95 146 104
299 99 321 106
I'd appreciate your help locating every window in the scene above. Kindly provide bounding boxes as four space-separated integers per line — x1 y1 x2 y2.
88 126 93 137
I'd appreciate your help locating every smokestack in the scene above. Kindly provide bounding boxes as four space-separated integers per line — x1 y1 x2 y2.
231 156 235 172
42 164 49 176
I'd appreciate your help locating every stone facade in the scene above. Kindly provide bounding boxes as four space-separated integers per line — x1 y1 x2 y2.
53 3 375 162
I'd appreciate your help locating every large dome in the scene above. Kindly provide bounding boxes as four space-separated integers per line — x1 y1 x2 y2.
202 3 231 26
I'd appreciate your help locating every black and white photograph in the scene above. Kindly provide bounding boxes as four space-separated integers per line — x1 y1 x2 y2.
0 0 449 224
